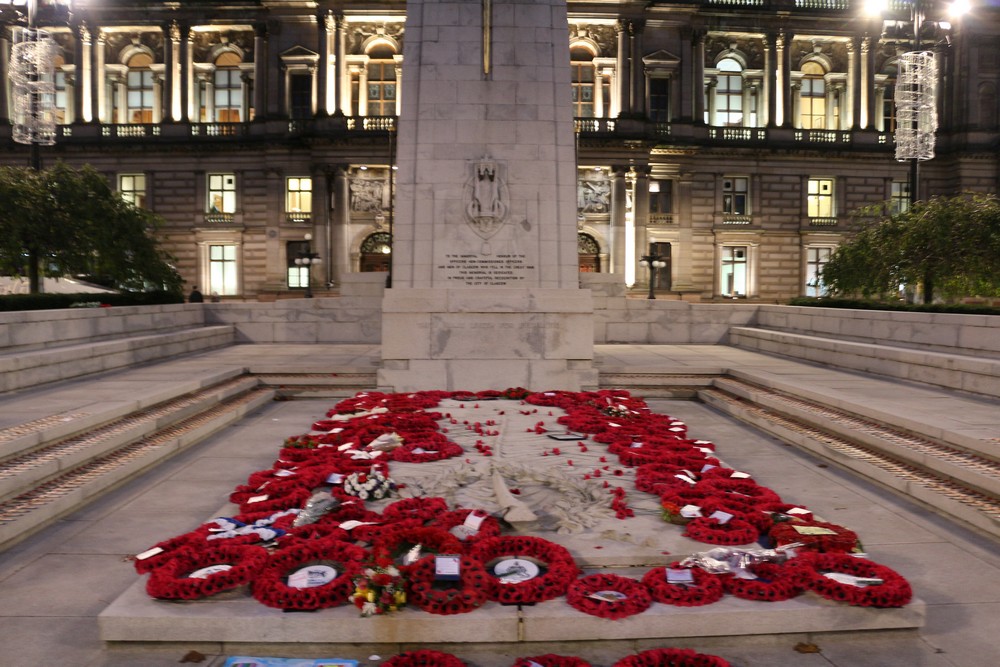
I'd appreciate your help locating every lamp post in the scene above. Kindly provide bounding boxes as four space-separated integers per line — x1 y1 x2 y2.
295 233 321 298
638 246 666 300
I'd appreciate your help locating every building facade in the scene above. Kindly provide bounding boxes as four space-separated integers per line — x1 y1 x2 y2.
1 0 998 301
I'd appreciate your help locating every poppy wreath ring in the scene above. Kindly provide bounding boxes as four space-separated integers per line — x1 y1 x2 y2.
683 515 759 546
470 535 580 605
381 497 450 523
722 561 807 602
786 552 913 607
145 543 269 600
405 553 493 615
640 564 725 607
430 508 503 546
373 526 464 573
566 573 652 619
382 649 467 666
251 538 368 610
513 655 592 667
769 520 860 553
611 648 732 667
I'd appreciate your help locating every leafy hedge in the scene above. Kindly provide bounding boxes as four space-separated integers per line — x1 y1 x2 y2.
0 291 184 312
788 297 1000 316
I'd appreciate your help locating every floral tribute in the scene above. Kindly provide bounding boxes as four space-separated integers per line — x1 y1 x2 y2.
566 573 653 619
382 649 467 666
132 387 911 620
612 648 731 667
350 551 407 616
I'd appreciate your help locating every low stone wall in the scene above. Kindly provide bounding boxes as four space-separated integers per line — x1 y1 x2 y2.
755 305 1000 361
0 303 206 353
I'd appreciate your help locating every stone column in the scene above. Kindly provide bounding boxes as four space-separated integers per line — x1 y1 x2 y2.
163 22 176 121
253 23 268 120
630 20 645 117
693 30 706 124
202 73 215 120
94 29 105 122
334 15 346 116
609 165 628 274
615 20 630 116
706 79 717 126
633 166 651 287
72 22 89 123
318 11 330 116
312 166 331 283
778 32 792 127
180 23 191 122
848 35 861 130
791 82 801 129
764 33 776 127
332 165 351 282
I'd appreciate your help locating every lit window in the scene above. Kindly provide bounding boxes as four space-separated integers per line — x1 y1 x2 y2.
207 174 237 214
287 240 310 288
366 45 397 116
214 68 243 122
286 177 313 214
53 70 68 124
720 246 748 297
119 174 146 209
126 53 155 124
807 178 835 218
208 244 238 295
715 58 743 127
800 61 826 130
723 177 749 215
805 246 832 297
649 180 672 215
571 46 596 118
890 180 910 215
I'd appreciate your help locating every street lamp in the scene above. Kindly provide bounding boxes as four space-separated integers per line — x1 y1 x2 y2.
295 233 321 298
638 246 666 300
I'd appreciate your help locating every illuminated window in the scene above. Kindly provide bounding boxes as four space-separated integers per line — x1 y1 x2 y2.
286 177 313 214
890 180 910 215
805 246 832 297
287 240 310 288
207 173 236 214
800 61 826 130
715 58 743 127
214 52 244 122
366 45 397 116
720 246 748 297
126 52 155 124
807 178 835 218
571 46 596 118
723 176 749 215
119 174 146 209
208 244 238 295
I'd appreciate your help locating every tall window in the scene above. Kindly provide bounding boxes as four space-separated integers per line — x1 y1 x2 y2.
649 180 672 216
800 61 826 129
807 178 835 218
881 62 898 133
890 180 910 215
119 174 146 208
53 69 68 124
366 45 397 116
287 240 310 288
208 173 236 213
715 58 743 126
571 46 596 118
649 78 670 122
805 246 832 297
286 177 313 215
720 246 748 297
289 73 312 119
126 53 155 124
214 52 243 122
723 176 749 215
208 244 238 295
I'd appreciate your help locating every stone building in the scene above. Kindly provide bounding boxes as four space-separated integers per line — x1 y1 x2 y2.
1 0 998 301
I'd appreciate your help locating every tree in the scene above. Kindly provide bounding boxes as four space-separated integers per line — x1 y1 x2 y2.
821 193 1000 304
0 162 182 294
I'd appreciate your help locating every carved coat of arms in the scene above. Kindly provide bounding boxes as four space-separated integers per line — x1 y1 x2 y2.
464 156 509 241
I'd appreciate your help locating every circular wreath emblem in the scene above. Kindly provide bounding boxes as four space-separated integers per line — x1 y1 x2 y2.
612 648 732 667
722 560 807 602
383 649 467 666
381 497 450 524
252 538 367 611
641 564 725 607
513 656 592 667
769 519 860 553
405 553 493 615
471 536 580 605
787 552 913 607
145 543 269 600
683 515 758 546
373 526 465 573
566 573 652 619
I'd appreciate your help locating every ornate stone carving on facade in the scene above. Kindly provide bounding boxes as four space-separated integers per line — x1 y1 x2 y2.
349 177 385 213
349 22 405 54
578 171 611 214
464 156 509 241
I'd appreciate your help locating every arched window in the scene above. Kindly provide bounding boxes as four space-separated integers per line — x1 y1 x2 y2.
578 233 601 272
214 51 243 122
715 58 743 127
571 46 596 118
367 44 397 117
800 61 826 129
126 52 154 124
360 232 392 272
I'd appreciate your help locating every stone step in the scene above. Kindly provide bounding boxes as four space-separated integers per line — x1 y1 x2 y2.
0 386 275 552
700 381 1000 541
0 375 261 503
0 325 236 394
729 326 1000 400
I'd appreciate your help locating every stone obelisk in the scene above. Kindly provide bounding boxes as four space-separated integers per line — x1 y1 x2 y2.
378 0 596 391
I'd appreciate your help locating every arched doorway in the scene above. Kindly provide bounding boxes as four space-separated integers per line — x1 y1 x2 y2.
578 233 601 272
360 232 392 272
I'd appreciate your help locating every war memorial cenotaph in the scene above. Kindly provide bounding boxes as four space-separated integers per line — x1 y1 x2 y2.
378 0 597 392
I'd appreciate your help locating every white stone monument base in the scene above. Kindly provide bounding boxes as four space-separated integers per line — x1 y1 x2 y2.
378 288 597 392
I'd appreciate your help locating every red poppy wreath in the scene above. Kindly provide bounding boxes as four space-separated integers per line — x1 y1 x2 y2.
722 560 808 602
641 564 725 607
145 543 269 600
786 552 913 608
566 573 652 619
611 648 732 667
251 538 368 611
382 650 467 667
471 535 580 605
683 515 759 546
405 553 493 615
